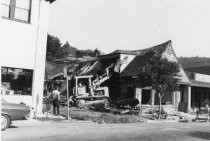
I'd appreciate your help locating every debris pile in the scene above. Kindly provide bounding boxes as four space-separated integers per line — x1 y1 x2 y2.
60 106 146 124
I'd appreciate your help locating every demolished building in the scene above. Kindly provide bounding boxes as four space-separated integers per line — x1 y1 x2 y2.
53 40 210 113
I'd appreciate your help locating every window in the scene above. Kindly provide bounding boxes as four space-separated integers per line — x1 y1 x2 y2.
1 67 33 96
1 0 31 23
1 0 10 18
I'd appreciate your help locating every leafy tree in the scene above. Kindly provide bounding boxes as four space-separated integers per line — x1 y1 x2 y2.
138 55 180 119
76 49 102 58
93 48 102 57
46 34 103 60
58 41 76 58
76 49 91 58
46 34 62 61
46 34 77 60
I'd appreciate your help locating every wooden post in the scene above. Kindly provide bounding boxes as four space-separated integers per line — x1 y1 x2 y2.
88 77 93 95
66 77 70 120
75 77 78 96
159 93 162 119
64 63 70 120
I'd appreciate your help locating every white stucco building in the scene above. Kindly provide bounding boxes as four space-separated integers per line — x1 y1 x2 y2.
1 0 55 114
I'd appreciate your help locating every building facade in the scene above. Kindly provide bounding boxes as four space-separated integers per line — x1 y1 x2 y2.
1 0 54 113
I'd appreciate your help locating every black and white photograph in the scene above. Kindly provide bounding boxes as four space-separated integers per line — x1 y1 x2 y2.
1 0 210 141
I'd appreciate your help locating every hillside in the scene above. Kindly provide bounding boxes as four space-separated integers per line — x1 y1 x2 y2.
184 66 210 75
178 57 210 68
46 34 102 61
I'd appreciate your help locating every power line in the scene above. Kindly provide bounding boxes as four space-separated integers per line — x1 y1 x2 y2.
168 0 210 21
164 0 210 25
182 0 210 17
158 0 210 26
158 0 196 17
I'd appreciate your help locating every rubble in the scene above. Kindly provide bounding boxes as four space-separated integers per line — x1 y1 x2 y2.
115 98 140 109
60 107 146 124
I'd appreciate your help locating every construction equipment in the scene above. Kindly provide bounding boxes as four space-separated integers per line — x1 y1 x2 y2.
70 63 115 108
73 75 110 109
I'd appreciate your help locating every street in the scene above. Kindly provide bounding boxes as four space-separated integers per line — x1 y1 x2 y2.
1 119 210 141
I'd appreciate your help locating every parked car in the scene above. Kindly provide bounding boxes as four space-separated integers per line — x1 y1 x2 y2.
1 99 30 131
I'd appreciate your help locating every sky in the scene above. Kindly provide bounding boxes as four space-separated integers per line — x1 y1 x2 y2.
48 0 210 57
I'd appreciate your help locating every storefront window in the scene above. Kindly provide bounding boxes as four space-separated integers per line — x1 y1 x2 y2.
1 66 33 96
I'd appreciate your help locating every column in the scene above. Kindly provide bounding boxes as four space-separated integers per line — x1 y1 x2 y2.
32 1 50 114
172 91 176 106
135 87 142 107
175 91 181 111
187 86 191 113
151 90 155 106
192 89 195 111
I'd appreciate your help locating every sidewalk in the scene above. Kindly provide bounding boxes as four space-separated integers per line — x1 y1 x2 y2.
35 112 66 120
29 112 93 124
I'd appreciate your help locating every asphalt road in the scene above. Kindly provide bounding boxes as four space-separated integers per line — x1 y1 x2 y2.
2 119 210 141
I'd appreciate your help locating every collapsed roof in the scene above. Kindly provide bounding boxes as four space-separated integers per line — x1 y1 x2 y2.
49 40 210 88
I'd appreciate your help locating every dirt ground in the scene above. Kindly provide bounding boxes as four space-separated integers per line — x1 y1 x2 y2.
59 106 147 124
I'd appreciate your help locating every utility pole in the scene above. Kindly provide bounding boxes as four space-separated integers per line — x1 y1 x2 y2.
66 75 70 120
64 62 70 120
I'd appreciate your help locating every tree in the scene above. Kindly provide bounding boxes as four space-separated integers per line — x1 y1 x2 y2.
138 55 180 119
46 34 62 61
93 48 102 57
76 49 102 58
46 35 77 60
59 41 76 58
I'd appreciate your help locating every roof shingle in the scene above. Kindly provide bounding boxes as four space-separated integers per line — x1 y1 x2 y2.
120 41 171 77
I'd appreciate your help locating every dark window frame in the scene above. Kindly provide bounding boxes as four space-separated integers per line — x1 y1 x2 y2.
1 0 32 24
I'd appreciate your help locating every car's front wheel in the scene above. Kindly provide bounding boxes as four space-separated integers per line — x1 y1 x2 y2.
1 115 11 131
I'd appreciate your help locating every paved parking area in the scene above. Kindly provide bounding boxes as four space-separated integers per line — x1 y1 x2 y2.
2 119 210 141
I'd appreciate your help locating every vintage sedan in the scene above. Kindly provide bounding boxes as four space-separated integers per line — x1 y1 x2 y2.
1 99 30 131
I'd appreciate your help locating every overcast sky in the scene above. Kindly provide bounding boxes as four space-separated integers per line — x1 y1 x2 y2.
48 0 210 57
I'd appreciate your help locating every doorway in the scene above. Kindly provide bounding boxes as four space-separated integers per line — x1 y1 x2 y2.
142 89 151 104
